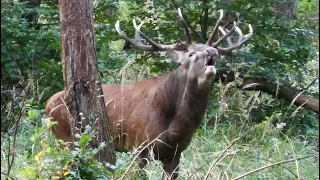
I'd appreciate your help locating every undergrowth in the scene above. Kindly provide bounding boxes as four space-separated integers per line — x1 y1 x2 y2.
1 86 319 179
1 61 319 180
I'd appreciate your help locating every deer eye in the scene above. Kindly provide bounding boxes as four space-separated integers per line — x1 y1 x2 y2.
189 52 196 57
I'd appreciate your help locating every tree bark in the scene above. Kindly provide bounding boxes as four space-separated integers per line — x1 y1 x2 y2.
58 0 116 164
215 69 319 115
272 0 297 20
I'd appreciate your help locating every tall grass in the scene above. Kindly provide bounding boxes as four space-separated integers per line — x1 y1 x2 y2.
1 73 319 180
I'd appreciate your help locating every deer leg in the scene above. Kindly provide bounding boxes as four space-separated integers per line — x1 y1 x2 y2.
138 151 149 179
162 155 181 180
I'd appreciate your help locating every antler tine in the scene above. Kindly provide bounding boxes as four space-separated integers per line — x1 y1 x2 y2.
212 21 237 47
217 24 253 53
178 8 192 44
206 9 224 45
115 21 156 51
235 26 244 45
218 27 233 47
116 19 187 52
132 19 170 51
133 20 144 41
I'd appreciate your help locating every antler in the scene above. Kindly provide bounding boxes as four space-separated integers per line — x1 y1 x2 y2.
116 9 253 54
178 8 192 44
206 9 224 46
115 11 193 52
115 20 170 51
206 10 253 54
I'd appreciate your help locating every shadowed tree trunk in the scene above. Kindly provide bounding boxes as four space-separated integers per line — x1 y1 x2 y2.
58 0 116 164
20 0 41 28
272 0 297 20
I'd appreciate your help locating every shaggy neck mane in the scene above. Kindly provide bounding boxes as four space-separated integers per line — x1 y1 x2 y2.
153 66 214 140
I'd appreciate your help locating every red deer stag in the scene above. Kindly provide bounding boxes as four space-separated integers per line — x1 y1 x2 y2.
45 9 253 179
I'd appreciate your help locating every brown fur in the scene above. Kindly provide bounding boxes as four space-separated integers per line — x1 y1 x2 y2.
46 46 216 179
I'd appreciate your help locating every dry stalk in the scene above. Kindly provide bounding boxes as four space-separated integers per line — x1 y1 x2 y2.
5 83 30 178
203 137 240 180
232 154 317 180
120 130 170 180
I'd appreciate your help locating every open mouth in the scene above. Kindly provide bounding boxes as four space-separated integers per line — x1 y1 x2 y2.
205 56 215 67
204 56 216 76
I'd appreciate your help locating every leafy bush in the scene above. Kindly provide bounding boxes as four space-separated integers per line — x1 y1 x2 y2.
1 109 136 179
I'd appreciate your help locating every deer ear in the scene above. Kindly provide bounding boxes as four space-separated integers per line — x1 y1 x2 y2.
165 50 184 64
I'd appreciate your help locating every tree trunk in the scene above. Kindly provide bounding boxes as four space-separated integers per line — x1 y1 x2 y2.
273 0 297 20
20 0 41 28
58 0 116 164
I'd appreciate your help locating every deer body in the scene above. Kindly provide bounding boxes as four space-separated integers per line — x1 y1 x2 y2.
46 9 252 179
46 46 216 178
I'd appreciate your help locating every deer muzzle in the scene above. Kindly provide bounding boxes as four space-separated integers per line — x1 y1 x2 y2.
204 48 218 66
204 48 218 76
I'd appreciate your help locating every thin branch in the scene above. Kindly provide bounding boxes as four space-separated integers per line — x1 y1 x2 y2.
246 3 257 12
303 76 318 91
204 138 241 180
186 152 233 180
201 0 209 40
243 155 299 178
7 134 11 176
30 23 59 27
1 171 15 180
232 155 318 180
1 89 25 98
6 84 29 177
199 2 205 40
285 76 319 118
120 130 170 180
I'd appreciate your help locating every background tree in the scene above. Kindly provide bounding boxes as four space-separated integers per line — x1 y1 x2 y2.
273 0 297 20
58 0 115 164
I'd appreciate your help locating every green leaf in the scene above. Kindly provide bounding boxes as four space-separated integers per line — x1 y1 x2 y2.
27 109 42 120
78 134 92 148
19 168 37 178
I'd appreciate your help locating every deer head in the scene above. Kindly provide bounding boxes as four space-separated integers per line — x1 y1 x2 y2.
115 9 253 85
